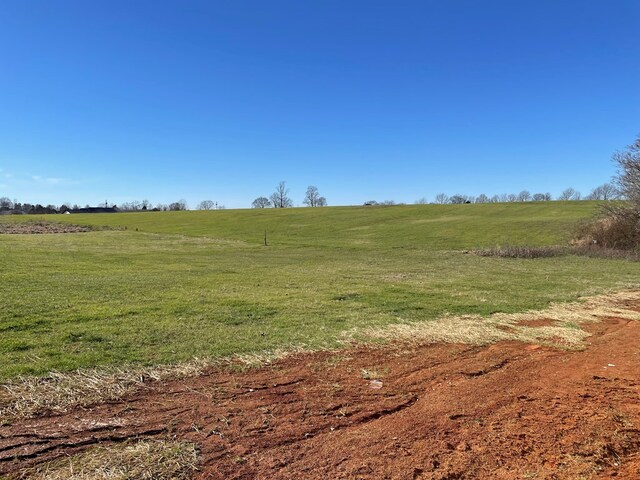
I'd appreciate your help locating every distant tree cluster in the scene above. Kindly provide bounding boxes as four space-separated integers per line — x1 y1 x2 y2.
413 184 619 205
0 198 59 214
252 182 327 208
364 200 405 206
0 197 194 214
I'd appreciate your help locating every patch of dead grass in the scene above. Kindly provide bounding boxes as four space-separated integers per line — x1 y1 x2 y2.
21 439 198 480
347 290 640 348
0 360 211 423
0 347 314 422
0 221 92 234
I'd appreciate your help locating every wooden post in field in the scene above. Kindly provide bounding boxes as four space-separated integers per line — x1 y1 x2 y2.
264 229 268 246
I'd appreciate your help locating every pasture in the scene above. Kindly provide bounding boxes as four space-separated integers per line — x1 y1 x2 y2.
1 201 639 380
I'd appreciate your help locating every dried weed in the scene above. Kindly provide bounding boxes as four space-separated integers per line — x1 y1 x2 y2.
21 439 198 480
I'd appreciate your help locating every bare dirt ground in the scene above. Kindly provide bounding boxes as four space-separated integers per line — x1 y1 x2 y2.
0 222 90 234
2 311 640 478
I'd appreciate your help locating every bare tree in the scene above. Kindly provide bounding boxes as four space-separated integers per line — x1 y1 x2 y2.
449 194 469 204
517 190 532 202
303 186 327 207
415 197 428 204
169 199 188 211
270 181 293 208
613 135 640 206
587 183 620 201
475 194 489 203
0 197 13 210
434 193 449 204
198 200 215 210
252 196 271 208
558 188 580 201
532 193 546 202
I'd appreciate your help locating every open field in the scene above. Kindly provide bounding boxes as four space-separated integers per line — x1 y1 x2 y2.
1 201 640 381
3 202 640 478
2 291 640 479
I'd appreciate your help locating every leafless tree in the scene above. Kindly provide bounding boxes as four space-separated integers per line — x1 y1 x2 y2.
613 135 640 205
475 194 489 203
517 190 531 202
0 197 13 209
558 188 580 201
532 193 546 202
252 196 271 208
434 193 449 204
587 183 620 201
449 194 469 204
270 181 293 208
303 186 327 207
198 200 215 210
169 199 188 211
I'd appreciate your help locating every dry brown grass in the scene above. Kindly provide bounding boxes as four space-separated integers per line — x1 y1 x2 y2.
0 359 212 423
0 347 314 423
347 290 640 348
20 440 198 480
0 221 92 234
575 213 640 250
474 245 568 259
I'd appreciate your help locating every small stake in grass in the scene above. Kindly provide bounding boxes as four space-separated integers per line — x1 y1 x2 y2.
264 229 268 246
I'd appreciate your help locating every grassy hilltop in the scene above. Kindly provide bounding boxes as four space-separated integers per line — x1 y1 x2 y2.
1 201 639 379
40 201 594 248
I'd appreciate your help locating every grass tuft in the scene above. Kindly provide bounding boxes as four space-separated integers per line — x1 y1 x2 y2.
21 439 198 480
0 360 211 422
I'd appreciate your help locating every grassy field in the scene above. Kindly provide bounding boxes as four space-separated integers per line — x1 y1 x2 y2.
1 201 639 381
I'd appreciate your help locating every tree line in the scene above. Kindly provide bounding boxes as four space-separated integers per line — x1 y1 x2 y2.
0 180 621 215
0 198 226 214
252 182 327 208
415 184 619 205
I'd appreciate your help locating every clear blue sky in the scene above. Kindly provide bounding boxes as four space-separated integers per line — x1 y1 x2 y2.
1 0 638 208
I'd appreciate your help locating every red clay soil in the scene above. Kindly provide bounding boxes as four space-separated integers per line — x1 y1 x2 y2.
2 316 640 479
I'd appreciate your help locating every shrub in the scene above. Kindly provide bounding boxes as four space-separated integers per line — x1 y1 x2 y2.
574 214 640 250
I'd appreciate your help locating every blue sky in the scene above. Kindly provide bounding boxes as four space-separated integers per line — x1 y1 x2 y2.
0 0 638 208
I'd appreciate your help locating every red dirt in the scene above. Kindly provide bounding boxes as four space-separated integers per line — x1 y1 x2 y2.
2 316 640 479
515 318 557 327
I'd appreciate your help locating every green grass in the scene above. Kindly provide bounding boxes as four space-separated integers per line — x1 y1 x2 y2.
1 201 638 380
